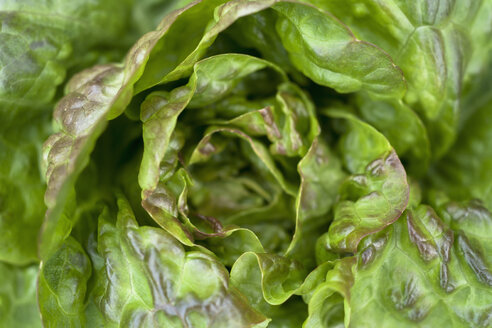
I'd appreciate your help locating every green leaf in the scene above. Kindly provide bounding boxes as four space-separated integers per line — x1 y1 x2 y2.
224 9 299 75
190 127 297 195
286 137 345 268
139 54 295 247
0 0 133 110
431 99 492 209
232 252 306 306
355 94 431 176
230 252 313 327
135 0 279 91
40 3 197 259
317 110 409 253
139 53 286 193
399 25 466 158
38 237 91 327
438 199 492 285
0 263 41 328
39 194 269 327
311 0 480 157
273 2 406 97
21 0 492 326
0 112 51 264
307 203 492 327
303 258 355 328
130 0 197 35
0 0 141 264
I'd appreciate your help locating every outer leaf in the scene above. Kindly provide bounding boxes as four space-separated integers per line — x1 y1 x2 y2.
311 0 479 158
92 195 268 327
40 2 198 259
273 2 406 97
0 0 133 110
0 0 139 264
307 204 492 327
38 237 91 327
38 194 269 327
0 263 41 328
0 112 51 263
438 199 492 285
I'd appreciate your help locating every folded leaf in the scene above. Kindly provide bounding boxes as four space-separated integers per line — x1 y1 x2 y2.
40 2 199 259
356 94 431 176
317 110 409 253
0 0 145 264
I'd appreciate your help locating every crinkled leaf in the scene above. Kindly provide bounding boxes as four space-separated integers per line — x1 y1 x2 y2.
317 110 409 253
28 1 492 326
307 203 492 327
231 252 306 306
230 252 317 327
438 199 492 285
39 195 269 327
0 0 144 264
139 53 286 192
139 54 296 247
40 3 197 259
303 258 355 328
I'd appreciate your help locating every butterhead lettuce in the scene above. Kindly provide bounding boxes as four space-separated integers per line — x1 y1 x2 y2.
1 0 491 327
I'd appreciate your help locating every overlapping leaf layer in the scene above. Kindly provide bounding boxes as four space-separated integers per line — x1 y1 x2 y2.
1 0 491 327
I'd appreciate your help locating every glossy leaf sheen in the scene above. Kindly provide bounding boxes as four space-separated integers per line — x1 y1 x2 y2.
319 111 409 253
12 0 491 326
39 195 269 327
311 204 492 327
40 2 197 259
